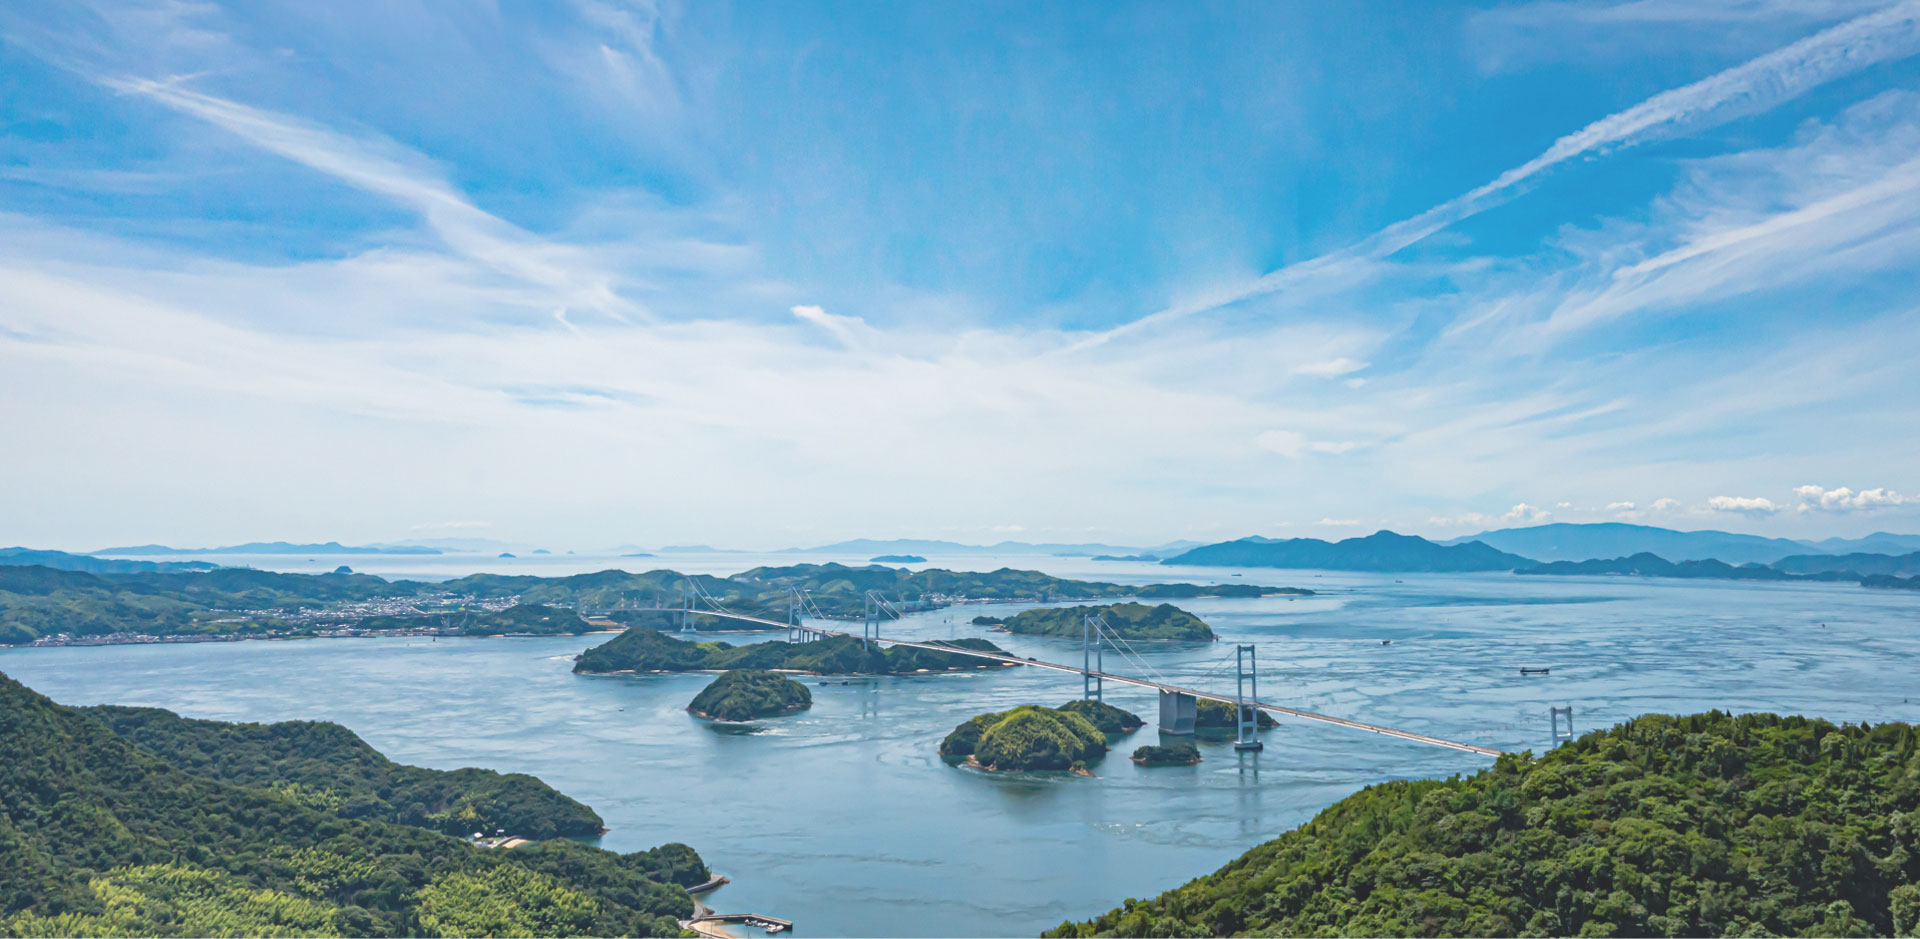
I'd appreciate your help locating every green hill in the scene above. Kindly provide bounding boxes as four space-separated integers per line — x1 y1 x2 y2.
0 670 704 937
83 705 604 839
940 702 1139 772
993 602 1215 641
687 670 812 721
1048 712 1920 937
573 627 1013 676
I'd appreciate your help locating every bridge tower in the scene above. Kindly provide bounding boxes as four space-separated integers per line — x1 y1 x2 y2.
1234 644 1264 752
1549 706 1574 747
862 590 880 650
1081 614 1104 702
786 588 800 643
680 578 696 634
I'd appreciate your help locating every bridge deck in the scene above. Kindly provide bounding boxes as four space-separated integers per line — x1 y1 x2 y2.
678 609 1504 757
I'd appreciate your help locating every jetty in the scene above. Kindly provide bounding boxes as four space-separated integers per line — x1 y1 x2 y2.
688 911 793 934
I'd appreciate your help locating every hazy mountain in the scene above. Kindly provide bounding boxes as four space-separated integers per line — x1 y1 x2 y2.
1802 532 1920 555
1444 523 1814 565
0 547 218 574
98 541 441 556
1771 551 1920 577
1160 531 1534 572
790 538 1159 557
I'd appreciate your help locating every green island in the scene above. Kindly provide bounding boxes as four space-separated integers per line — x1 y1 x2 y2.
0 670 708 937
84 705 605 839
940 702 1143 773
977 602 1215 641
1048 711 1920 938
574 626 1013 675
1131 741 1202 766
1055 699 1147 733
0 561 1309 646
1195 697 1277 730
687 669 813 721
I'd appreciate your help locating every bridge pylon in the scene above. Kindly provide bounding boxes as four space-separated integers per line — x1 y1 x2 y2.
862 590 880 650
1550 705 1574 747
1082 614 1104 702
680 578 696 634
1234 644 1263 752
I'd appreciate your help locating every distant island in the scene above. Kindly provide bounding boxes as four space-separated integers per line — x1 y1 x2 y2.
1049 712 1920 938
1 546 217 574
0 670 709 937
869 554 926 563
574 626 1014 676
1517 552 1920 591
1131 741 1201 766
940 702 1137 773
687 669 813 721
1091 554 1158 562
619 552 656 558
498 552 516 558
976 602 1216 641
96 541 442 556
1162 530 1531 572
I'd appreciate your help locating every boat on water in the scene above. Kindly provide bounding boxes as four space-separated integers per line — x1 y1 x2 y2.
1519 667 1551 675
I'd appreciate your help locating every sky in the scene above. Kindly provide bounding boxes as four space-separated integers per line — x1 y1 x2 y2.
3 0 1920 551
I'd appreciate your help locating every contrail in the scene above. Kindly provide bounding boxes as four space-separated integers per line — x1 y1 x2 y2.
1067 1 1920 353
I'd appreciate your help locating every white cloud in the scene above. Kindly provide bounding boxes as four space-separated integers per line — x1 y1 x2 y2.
1606 501 1637 513
1708 495 1781 515
1793 484 1915 511
1293 357 1368 378
1503 503 1552 524
1255 430 1358 458
1317 518 1362 527
1651 498 1682 512
1555 501 1573 509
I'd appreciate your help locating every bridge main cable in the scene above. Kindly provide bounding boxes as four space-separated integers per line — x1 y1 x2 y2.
681 609 1505 757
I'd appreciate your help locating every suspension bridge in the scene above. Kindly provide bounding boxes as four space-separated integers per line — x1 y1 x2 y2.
601 578 1506 758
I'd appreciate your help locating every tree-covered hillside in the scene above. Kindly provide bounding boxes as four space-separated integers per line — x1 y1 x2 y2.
573 627 1012 675
83 706 605 839
1048 712 1920 937
0 670 704 937
686 670 813 721
987 602 1215 641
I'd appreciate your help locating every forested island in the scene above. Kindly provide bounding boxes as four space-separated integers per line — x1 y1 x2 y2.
0 670 708 937
1195 698 1277 730
869 554 926 563
1049 712 1920 937
1161 530 1532 571
573 626 1012 676
1131 741 1201 765
940 702 1142 772
975 602 1215 641
687 669 813 721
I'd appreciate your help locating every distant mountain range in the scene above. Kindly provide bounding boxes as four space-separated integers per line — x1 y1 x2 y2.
1444 523 1920 565
96 541 442 556
1160 531 1533 572
788 538 1205 558
0 547 219 574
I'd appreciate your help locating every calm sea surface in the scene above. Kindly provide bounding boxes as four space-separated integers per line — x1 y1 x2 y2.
5 554 1918 937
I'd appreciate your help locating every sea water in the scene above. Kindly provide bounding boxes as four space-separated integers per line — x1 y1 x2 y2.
5 564 1917 936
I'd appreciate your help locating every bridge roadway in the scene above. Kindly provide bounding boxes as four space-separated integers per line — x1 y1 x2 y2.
677 608 1504 757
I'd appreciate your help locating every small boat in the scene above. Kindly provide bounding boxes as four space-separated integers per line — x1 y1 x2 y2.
1380 640 1391 645
1519 667 1550 675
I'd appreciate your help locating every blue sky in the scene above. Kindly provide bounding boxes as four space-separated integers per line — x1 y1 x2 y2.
4 0 1920 550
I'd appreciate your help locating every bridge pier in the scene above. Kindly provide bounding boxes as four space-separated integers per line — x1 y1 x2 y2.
1158 690 1197 735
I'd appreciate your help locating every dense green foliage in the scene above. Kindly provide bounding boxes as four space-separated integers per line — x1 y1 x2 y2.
0 670 704 937
1050 712 1920 938
998 602 1215 641
1195 698 1277 730
83 705 604 838
352 603 592 637
573 627 1012 675
1056 699 1146 733
939 705 1113 772
686 670 812 721
1131 741 1202 765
